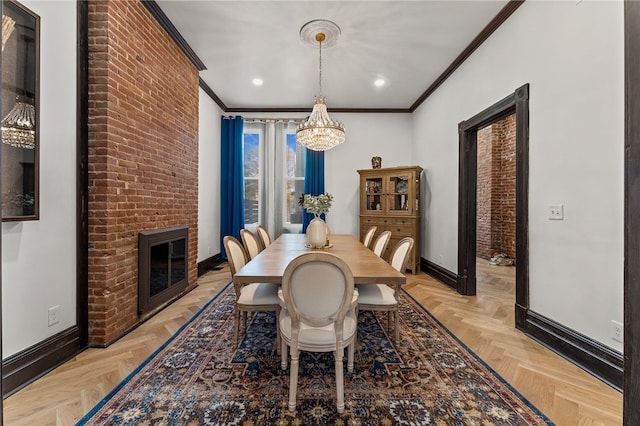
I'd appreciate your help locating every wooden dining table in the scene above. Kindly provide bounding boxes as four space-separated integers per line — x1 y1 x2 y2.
233 233 406 286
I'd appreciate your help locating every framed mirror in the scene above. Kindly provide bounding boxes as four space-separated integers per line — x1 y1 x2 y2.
2 0 39 221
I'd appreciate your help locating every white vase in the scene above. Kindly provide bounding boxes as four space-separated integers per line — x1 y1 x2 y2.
306 217 327 248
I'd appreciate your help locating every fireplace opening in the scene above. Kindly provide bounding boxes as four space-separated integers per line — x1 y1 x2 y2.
138 226 188 315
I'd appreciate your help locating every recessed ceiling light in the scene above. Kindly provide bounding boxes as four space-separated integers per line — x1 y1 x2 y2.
252 78 263 86
374 78 385 87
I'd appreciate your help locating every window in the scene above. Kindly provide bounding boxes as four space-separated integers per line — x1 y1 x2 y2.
243 121 305 236
243 130 261 225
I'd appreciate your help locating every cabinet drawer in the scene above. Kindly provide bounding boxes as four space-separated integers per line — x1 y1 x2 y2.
379 223 413 235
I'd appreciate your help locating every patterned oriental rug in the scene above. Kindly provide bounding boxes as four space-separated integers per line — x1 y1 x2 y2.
78 283 553 425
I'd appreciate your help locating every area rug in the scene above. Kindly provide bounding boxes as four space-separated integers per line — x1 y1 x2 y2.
78 283 553 425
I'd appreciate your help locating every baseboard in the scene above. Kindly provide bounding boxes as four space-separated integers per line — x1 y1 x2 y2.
197 253 223 277
420 258 457 289
523 309 623 391
420 261 623 391
2 326 84 398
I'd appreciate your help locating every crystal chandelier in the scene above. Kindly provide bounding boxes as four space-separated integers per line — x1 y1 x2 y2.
1 97 35 149
296 20 345 151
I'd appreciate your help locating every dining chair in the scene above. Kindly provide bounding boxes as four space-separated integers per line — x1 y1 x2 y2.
371 230 392 258
256 224 272 250
357 237 414 342
240 229 262 260
223 235 280 348
362 225 377 249
278 252 357 414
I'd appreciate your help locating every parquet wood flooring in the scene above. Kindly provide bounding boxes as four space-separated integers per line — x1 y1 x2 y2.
4 261 622 425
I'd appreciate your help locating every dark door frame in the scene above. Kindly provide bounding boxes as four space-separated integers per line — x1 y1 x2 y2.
457 83 529 329
624 2 640 424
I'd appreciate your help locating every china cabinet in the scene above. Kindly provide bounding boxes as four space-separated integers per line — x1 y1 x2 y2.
358 165 423 274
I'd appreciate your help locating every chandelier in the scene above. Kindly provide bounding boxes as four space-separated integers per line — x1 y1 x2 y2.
1 96 35 149
296 20 345 151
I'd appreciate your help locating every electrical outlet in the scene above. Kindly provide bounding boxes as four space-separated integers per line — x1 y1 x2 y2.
48 305 60 327
549 204 564 220
611 320 623 343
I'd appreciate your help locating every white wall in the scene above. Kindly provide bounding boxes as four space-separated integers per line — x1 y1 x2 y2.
238 112 412 236
412 1 624 351
325 113 413 235
198 89 223 261
2 1 77 357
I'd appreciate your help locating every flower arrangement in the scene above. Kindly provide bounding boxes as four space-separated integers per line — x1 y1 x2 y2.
298 192 333 217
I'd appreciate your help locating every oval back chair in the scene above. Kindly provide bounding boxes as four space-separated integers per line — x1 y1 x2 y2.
223 235 280 348
357 237 414 343
362 226 377 249
279 252 357 414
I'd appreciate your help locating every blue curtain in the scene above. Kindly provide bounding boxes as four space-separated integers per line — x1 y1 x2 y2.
301 149 325 232
220 116 244 259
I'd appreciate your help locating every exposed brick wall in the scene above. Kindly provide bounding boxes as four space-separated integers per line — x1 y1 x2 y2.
495 115 516 259
476 114 516 260
476 126 493 259
87 0 199 346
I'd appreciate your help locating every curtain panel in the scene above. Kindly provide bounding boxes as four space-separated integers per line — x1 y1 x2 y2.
302 149 325 232
220 116 244 259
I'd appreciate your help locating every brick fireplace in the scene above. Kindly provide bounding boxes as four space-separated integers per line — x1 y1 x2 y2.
87 1 200 346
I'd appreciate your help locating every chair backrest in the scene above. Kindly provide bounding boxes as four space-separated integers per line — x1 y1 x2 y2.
362 226 377 249
388 237 414 273
240 229 262 260
223 235 248 276
281 252 354 331
372 230 392 257
256 225 272 249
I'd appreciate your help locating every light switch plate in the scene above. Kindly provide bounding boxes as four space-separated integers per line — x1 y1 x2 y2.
549 204 564 220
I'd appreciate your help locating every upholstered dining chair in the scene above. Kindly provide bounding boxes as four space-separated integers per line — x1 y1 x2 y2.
371 230 392 258
362 226 377 249
256 225 272 250
240 229 262 260
357 237 414 342
223 236 280 348
278 252 357 414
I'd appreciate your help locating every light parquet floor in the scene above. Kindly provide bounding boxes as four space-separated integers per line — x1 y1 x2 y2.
4 261 623 425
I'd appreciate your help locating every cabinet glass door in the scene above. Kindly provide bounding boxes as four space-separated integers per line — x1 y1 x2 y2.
364 177 384 212
387 174 411 213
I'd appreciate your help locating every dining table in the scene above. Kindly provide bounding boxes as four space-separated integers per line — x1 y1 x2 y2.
233 233 406 286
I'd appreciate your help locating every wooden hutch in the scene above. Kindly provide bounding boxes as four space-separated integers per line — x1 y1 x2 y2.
358 165 423 274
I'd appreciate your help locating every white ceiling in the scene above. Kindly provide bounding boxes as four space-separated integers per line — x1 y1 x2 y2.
155 1 510 110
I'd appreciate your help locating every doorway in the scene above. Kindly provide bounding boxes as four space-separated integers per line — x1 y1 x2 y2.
457 84 529 330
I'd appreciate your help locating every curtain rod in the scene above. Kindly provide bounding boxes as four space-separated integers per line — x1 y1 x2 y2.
242 118 304 123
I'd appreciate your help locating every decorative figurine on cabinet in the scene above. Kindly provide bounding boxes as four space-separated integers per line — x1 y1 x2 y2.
371 156 382 169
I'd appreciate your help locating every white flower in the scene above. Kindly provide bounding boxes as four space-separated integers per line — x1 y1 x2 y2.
300 193 333 216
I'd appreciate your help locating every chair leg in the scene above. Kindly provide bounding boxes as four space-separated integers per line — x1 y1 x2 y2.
394 308 400 342
281 339 288 370
347 341 354 373
335 347 345 413
275 307 281 353
243 311 248 336
289 347 300 412
234 309 240 347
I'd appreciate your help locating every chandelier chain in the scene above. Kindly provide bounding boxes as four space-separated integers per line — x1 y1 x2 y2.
318 37 323 96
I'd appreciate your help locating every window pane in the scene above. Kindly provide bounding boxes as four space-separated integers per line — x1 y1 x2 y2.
245 179 259 225
244 133 260 224
286 179 305 224
244 133 260 178
286 133 305 178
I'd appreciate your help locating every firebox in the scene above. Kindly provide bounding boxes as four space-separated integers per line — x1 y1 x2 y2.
138 225 188 315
